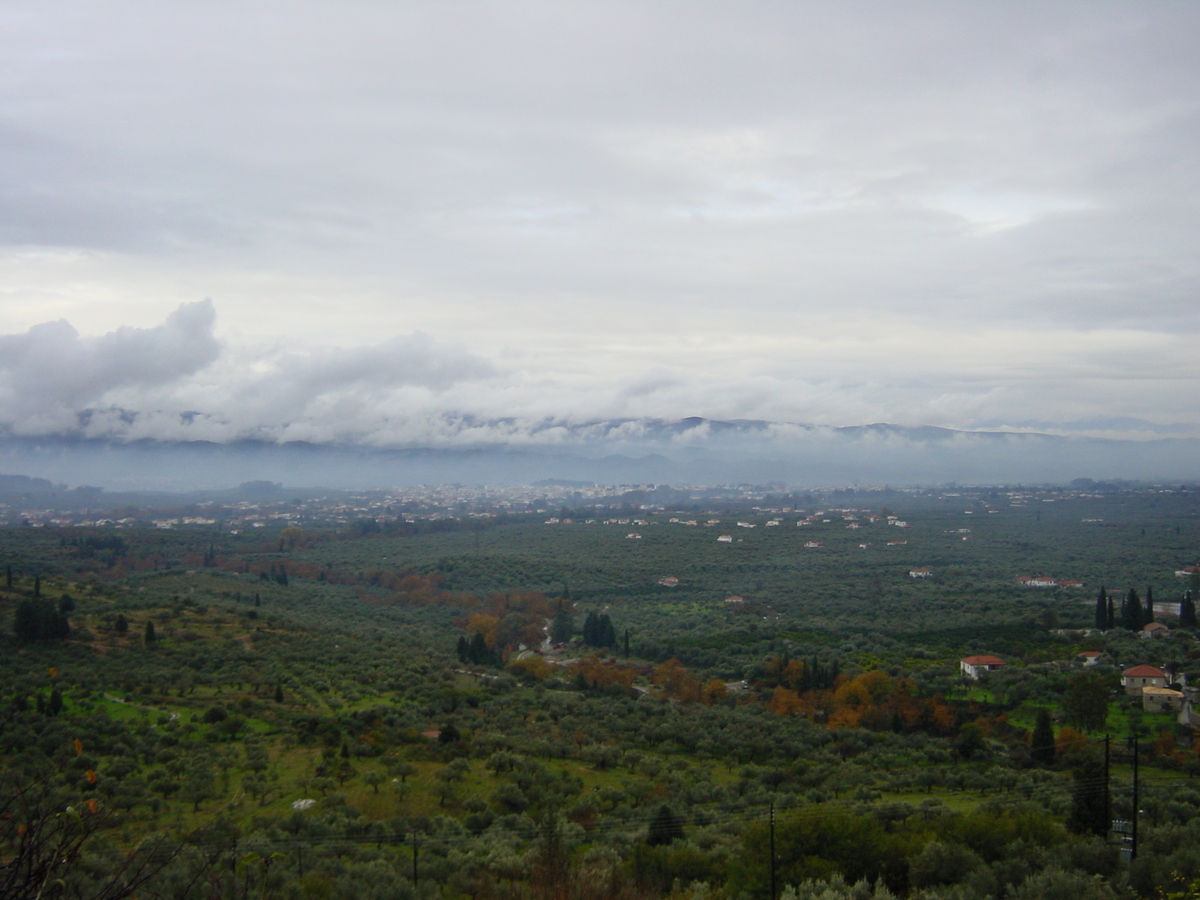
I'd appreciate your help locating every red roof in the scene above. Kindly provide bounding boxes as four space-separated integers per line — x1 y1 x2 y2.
1123 665 1165 678
961 655 1005 666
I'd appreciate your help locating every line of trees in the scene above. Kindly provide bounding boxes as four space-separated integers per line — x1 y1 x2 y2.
13 598 70 641
456 632 501 666
1092 585 1190 632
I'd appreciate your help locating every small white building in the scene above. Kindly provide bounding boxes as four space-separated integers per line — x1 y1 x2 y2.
960 655 1005 681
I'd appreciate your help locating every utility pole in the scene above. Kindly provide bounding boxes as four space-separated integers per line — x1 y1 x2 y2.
1104 735 1110 830
1131 737 1139 861
769 801 777 900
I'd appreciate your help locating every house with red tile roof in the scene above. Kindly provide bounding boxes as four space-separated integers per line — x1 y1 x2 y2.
960 655 1005 681
1122 664 1167 695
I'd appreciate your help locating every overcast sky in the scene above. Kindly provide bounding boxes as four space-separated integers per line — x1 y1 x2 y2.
1 2 1197 447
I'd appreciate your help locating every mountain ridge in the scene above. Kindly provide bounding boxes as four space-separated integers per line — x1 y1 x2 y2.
0 417 1195 491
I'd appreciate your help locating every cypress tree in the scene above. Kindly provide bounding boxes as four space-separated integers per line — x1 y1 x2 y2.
1122 588 1143 631
468 632 488 665
599 614 617 648
1107 594 1115 629
1030 708 1055 765
1094 587 1109 631
1145 585 1155 624
1181 591 1198 630
550 602 574 644
144 620 157 643
583 612 605 647
646 804 685 845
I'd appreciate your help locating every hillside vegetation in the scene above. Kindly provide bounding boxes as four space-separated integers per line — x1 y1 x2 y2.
2 485 1200 899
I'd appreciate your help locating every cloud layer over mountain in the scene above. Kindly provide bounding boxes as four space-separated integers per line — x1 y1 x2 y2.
0 300 1196 452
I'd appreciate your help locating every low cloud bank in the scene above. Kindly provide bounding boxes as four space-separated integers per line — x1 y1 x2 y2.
0 300 219 435
0 306 1197 491
0 303 500 444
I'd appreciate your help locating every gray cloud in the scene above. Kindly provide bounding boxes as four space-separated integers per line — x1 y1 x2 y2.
0 3 1197 448
0 299 505 443
0 300 219 432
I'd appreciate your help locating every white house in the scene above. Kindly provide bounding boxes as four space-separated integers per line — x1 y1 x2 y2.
960 655 1005 680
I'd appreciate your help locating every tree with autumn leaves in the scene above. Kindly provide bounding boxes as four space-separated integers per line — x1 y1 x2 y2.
456 592 563 664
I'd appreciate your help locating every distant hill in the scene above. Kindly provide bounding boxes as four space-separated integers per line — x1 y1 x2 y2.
0 417 1196 491
0 473 58 494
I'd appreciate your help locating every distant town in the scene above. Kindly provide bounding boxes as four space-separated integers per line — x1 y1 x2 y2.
0 477 1191 532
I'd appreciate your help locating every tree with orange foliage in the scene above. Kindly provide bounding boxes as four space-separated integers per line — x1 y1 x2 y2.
833 676 872 711
1154 728 1185 767
916 697 956 736
279 526 307 550
466 613 499 647
652 659 701 703
1055 725 1090 761
781 659 806 689
768 686 803 716
567 656 636 694
507 656 552 682
701 679 728 706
